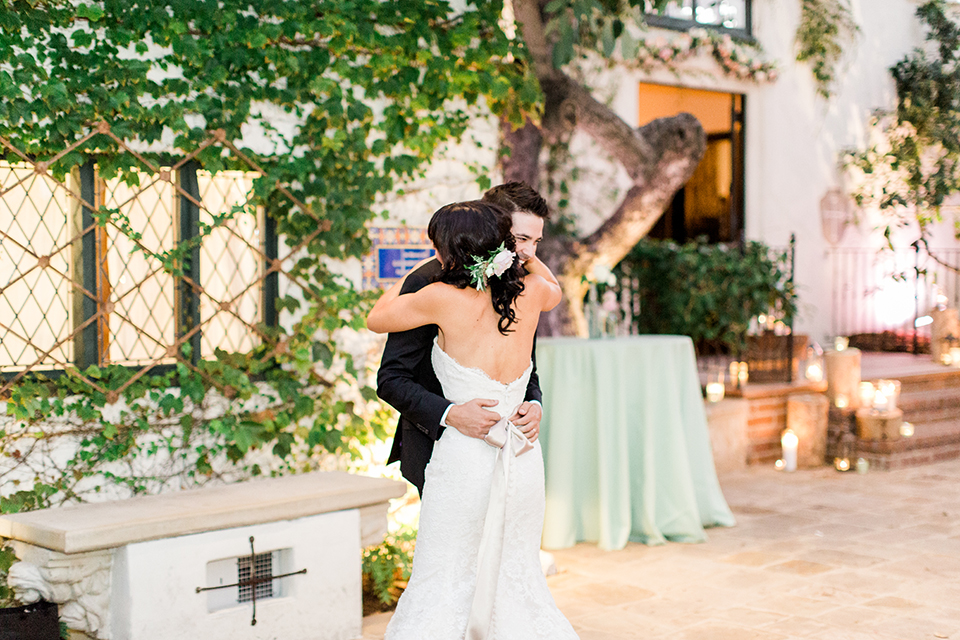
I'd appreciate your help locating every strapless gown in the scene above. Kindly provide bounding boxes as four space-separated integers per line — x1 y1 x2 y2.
384 341 579 640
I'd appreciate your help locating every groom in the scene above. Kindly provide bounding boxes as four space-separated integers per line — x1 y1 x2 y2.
377 182 550 495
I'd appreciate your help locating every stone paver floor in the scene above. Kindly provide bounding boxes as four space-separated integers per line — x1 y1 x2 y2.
362 458 960 640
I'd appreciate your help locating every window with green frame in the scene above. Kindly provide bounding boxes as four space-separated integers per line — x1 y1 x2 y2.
645 0 751 36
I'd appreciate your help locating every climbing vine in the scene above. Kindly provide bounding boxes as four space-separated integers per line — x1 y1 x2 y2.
0 0 535 510
795 0 859 98
843 0 960 264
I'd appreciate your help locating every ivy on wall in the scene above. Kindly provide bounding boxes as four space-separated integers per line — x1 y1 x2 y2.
795 0 859 99
842 0 960 260
0 0 534 514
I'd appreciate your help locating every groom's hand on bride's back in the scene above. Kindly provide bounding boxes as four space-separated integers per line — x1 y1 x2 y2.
446 399 501 439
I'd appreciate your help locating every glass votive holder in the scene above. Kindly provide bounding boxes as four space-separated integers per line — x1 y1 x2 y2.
877 379 900 411
859 381 875 410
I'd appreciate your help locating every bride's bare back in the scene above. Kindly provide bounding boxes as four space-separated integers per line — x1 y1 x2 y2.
367 258 561 383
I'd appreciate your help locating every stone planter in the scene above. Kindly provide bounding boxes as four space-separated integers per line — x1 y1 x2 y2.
0 600 60 640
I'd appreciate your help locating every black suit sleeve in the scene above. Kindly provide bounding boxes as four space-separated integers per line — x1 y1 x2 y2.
524 334 543 405
376 268 450 442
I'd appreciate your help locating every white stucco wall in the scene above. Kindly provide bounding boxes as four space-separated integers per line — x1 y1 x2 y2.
586 0 949 345
113 509 361 640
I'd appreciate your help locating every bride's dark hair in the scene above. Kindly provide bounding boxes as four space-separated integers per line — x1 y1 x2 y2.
427 200 525 335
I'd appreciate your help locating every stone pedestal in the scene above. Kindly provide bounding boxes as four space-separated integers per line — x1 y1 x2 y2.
856 408 903 441
825 348 861 409
0 472 406 640
704 398 748 473
787 394 829 468
931 308 960 363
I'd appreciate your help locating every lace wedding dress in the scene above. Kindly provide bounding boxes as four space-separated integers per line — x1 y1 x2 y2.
384 340 579 640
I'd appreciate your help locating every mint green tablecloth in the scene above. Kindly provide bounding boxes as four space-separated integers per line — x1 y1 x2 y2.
537 335 736 550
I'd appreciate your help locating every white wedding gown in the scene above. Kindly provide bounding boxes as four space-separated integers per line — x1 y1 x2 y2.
384 340 579 640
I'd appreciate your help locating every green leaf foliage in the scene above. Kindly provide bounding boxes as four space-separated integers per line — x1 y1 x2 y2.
795 0 859 99
0 1 538 511
843 1 960 241
611 239 797 355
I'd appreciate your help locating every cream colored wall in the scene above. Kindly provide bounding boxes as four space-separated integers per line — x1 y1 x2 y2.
597 0 939 345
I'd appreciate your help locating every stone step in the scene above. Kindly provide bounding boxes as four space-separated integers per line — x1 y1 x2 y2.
896 387 960 423
856 416 960 470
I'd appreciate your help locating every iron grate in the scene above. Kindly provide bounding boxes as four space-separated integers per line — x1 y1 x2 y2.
237 551 275 603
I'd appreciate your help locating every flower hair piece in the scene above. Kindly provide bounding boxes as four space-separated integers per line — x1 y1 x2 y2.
468 242 516 292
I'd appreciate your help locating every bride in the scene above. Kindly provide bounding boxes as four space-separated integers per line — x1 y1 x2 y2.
367 200 579 640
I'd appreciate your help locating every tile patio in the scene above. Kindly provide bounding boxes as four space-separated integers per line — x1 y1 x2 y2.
361 458 960 640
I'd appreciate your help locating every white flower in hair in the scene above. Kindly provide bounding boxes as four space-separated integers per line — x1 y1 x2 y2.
468 242 516 291
490 248 514 277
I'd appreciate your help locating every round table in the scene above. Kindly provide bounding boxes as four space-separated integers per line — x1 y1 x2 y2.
536 335 736 550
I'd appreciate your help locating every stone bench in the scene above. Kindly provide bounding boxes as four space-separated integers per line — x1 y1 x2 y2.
0 472 406 640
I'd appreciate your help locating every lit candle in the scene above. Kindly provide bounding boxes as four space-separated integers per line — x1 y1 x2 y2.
834 336 849 351
729 361 739 380
805 362 823 382
705 382 725 402
859 382 875 409
738 362 749 386
879 380 899 411
952 347 960 368
781 429 798 472
834 457 850 472
900 422 915 437
835 394 849 409
872 388 888 412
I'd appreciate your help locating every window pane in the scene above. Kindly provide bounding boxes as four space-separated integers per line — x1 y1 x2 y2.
652 0 694 21
695 0 747 29
197 171 263 358
646 0 748 30
103 173 177 366
0 164 74 371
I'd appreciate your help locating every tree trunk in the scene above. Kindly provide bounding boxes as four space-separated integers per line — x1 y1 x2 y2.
511 0 708 336
499 116 543 187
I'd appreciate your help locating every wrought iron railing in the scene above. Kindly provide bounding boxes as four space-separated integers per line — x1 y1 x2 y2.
830 244 960 347
0 123 325 399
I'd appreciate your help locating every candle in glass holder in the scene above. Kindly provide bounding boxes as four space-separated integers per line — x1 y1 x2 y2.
805 361 823 382
738 362 749 386
834 457 850 472
900 422 915 437
952 347 960 367
835 394 849 409
859 382 875 409
705 382 725 402
878 380 900 411
781 429 799 472
872 388 889 412
834 336 849 351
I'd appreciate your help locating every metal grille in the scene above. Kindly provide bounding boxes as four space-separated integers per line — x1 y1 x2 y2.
830 246 957 339
103 171 178 366
0 123 329 398
237 551 275 603
197 171 263 357
0 163 74 370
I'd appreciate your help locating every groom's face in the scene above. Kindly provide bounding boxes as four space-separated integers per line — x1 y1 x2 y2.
511 211 544 263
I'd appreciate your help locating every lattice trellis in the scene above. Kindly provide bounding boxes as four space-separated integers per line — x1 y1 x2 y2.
0 122 330 400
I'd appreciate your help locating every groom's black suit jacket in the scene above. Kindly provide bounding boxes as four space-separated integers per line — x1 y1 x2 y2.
377 258 542 495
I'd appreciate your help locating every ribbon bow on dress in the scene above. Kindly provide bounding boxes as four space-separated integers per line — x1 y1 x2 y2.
466 408 535 640
483 413 534 456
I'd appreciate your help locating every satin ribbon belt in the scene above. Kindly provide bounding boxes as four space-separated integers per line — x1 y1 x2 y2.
466 409 533 640
483 415 533 456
